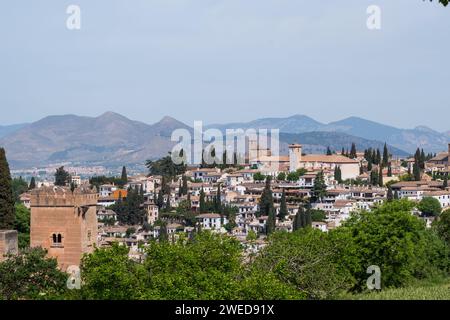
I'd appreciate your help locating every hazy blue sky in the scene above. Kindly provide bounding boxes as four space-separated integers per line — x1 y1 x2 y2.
1 0 449 131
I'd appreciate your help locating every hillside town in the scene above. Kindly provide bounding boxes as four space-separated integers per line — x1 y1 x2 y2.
6 141 449 269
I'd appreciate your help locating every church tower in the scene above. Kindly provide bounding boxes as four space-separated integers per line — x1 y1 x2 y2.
289 144 302 172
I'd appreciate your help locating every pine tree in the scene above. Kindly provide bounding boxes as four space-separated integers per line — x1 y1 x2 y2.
29 177 36 190
0 148 15 230
278 191 288 221
121 166 128 184
54 166 70 186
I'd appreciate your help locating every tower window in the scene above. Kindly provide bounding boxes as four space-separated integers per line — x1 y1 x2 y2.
51 233 63 247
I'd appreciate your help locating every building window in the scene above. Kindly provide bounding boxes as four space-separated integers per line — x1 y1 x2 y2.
52 233 63 247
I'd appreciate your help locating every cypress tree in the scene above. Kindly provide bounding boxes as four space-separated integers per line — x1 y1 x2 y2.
199 187 206 213
413 162 421 181
278 191 288 221
0 148 15 230
293 205 305 231
305 209 312 227
334 166 342 183
376 149 381 165
379 165 384 187
266 207 276 235
387 164 392 177
326 147 332 155
350 143 357 159
215 183 222 213
157 188 164 209
29 177 36 190
382 143 389 166
387 186 394 202
394 190 399 200
178 180 182 197
182 175 188 195
311 171 327 203
121 166 128 184
444 175 448 188
259 176 274 217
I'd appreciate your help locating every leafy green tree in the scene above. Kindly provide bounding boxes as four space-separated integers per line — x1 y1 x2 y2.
79 243 144 300
54 166 71 186
246 230 258 242
286 171 300 182
277 172 286 181
14 203 30 249
278 191 288 221
417 197 441 217
0 247 68 300
0 148 15 230
143 231 242 299
340 200 449 289
253 172 266 182
253 228 354 299
11 177 28 203
309 209 326 222
434 208 450 245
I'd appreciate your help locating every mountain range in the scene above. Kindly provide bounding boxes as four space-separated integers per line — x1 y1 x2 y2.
0 112 448 169
209 115 449 154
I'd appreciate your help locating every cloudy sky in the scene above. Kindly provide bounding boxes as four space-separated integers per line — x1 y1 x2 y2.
0 0 449 131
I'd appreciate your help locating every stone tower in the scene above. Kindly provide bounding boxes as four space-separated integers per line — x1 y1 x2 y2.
289 144 302 172
30 186 98 270
0 230 18 262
